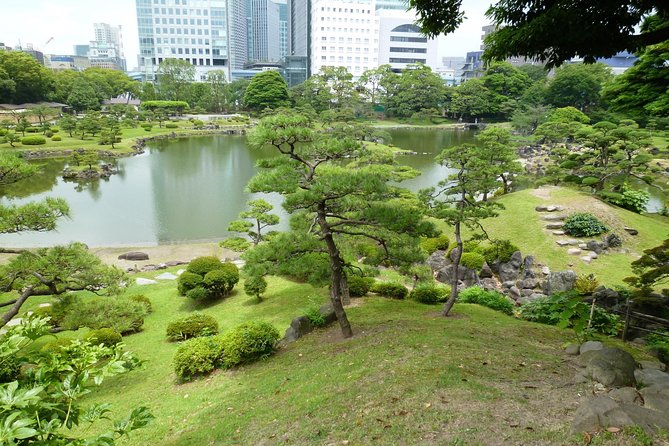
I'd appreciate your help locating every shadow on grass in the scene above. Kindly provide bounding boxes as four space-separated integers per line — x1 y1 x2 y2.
178 290 238 311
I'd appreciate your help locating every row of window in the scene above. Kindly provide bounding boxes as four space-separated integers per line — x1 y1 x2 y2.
390 36 428 43
320 36 375 43
320 56 373 63
389 57 426 63
320 46 373 53
155 27 210 36
155 37 208 45
152 56 227 67
155 17 208 25
153 0 189 4
320 7 372 14
156 47 211 55
153 7 204 15
318 27 375 33
320 17 373 24
389 47 427 53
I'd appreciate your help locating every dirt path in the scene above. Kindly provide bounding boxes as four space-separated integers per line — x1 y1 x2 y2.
90 242 240 268
530 186 555 200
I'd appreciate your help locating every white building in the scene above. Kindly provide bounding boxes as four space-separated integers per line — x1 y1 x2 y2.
90 23 126 71
310 0 379 77
377 8 438 72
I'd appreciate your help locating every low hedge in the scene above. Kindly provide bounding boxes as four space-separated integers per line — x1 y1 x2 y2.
371 281 408 299
166 313 219 342
410 283 450 304
459 286 514 315
85 328 123 347
347 275 375 297
20 135 47 145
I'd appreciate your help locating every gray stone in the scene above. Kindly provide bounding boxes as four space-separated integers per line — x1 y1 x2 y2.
572 397 669 435
6 318 22 327
541 266 551 275
426 250 450 271
535 205 549 212
580 341 604 354
604 233 622 248
543 270 577 295
546 205 563 212
282 315 314 343
587 251 598 259
565 343 581 355
624 227 639 236
155 272 177 280
498 251 523 282
480 278 498 291
118 251 149 261
543 214 566 221
608 387 641 404
552 230 566 236
520 288 534 297
580 256 592 263
502 280 515 288
567 248 582 255
508 286 521 299
479 263 493 278
618 402 669 434
521 278 539 289
520 255 535 280
593 286 619 301
165 260 188 267
319 304 337 325
571 396 622 433
556 239 572 246
135 278 158 285
587 240 605 254
578 243 587 249
639 360 666 372
635 368 669 388
435 265 479 288
546 222 564 230
580 348 637 387
639 386 669 412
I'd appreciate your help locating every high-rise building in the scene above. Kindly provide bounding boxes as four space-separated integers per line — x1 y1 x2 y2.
250 0 281 62
228 0 248 70
375 0 406 10
377 8 438 72
277 0 288 59
310 0 379 77
89 23 126 71
73 44 90 57
135 0 230 82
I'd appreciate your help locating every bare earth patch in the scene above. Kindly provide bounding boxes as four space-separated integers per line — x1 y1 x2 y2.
90 242 240 268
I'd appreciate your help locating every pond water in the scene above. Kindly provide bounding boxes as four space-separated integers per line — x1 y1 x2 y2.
0 129 476 247
1 128 664 247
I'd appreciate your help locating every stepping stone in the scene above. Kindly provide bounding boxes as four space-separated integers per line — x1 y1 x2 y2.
535 205 549 212
580 256 592 263
578 243 587 249
543 214 565 221
546 205 563 212
136 278 158 285
6 318 22 327
624 227 639 236
176 269 185 276
231 259 246 267
542 266 551 275
556 239 572 246
155 272 177 280
587 251 598 259
567 248 582 255
546 222 564 229
38 303 52 308
552 230 565 235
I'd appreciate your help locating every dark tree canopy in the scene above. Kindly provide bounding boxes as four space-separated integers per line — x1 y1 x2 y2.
410 0 669 68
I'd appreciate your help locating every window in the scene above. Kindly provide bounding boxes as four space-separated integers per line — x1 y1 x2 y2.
390 36 428 43
322 56 327 60
389 47 427 53
389 57 427 64
391 24 422 33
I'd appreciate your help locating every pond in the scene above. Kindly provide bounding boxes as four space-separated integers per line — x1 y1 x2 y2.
0 129 476 247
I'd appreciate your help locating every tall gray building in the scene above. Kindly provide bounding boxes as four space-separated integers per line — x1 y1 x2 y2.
285 0 310 84
250 0 281 62
277 0 288 59
228 0 248 70
135 0 230 82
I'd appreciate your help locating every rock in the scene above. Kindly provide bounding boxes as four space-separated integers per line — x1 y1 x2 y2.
580 341 604 354
639 360 666 372
571 396 621 433
135 278 158 285
565 343 581 355
541 266 551 275
535 205 549 212
427 251 450 271
578 243 587 249
520 255 535 280
552 230 566 235
546 205 563 212
479 263 493 278
571 396 669 434
604 233 622 248
520 292 547 303
587 240 605 254
435 265 479 288
508 286 521 299
319 304 337 325
498 251 523 282
38 303 52 308
639 386 669 412
567 248 582 255
165 260 188 267
141 264 160 271
608 387 642 404
282 315 314 343
176 269 185 276
543 214 566 221
580 347 637 387
624 227 639 236
521 278 539 289
587 251 598 259
502 280 515 289
6 318 22 327
580 256 592 263
480 278 498 291
635 369 669 388
118 251 149 261
231 259 246 267
546 222 564 229
556 239 572 246
593 287 619 301
155 272 178 280
520 288 534 297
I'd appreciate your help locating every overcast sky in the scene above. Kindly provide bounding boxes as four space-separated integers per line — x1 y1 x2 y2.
1 0 490 70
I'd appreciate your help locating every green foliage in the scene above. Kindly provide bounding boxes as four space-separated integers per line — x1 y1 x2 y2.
371 282 408 299
0 355 20 383
165 122 178 128
420 235 450 254
304 306 327 327
129 294 152 313
218 321 280 369
186 287 209 300
574 274 600 295
563 213 608 237
482 239 519 264
166 313 219 342
61 296 148 334
220 237 252 252
347 275 375 297
243 71 290 111
202 263 239 298
409 283 449 304
606 184 650 214
243 275 267 301
141 101 190 113
19 135 46 145
40 338 74 354
646 331 669 363
85 328 123 347
177 271 204 296
173 336 224 380
548 106 591 124
51 135 61 141
459 252 485 271
187 256 224 276
459 286 514 315
625 238 669 290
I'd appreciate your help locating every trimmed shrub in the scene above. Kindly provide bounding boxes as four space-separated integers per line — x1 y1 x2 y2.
203 263 239 297
304 306 326 327
0 356 20 383
20 135 47 145
420 235 450 254
244 275 267 300
563 213 608 237
51 135 62 141
166 313 219 342
129 294 152 313
40 338 74 354
371 281 408 299
85 328 123 347
459 286 514 315
50 294 83 327
220 237 251 252
25 127 39 133
61 297 148 334
460 252 485 271
186 287 209 300
165 122 178 128
219 321 280 369
410 283 449 304
173 336 225 380
187 256 224 276
177 271 204 296
482 239 519 264
44 130 54 138
50 127 59 133
347 275 375 297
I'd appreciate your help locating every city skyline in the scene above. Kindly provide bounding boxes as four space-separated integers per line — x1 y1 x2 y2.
1 0 489 71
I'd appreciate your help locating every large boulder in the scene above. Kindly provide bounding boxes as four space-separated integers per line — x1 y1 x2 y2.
572 396 669 434
426 250 450 272
498 251 523 282
520 255 536 280
282 315 314 343
436 264 479 288
118 251 150 261
542 270 577 295
579 347 636 387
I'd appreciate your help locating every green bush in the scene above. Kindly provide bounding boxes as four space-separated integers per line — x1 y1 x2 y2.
177 271 204 296
371 281 408 299
25 127 39 133
30 306 56 326
202 263 239 297
40 338 73 354
85 328 122 347
220 237 251 252
460 252 485 270
219 321 280 369
347 275 375 297
20 135 47 145
482 239 520 264
420 235 450 254
50 294 83 327
459 286 514 315
563 213 608 237
166 313 219 342
186 287 209 300
61 297 148 334
165 122 178 128
574 274 600 295
244 275 267 300
50 127 59 133
187 256 224 276
173 336 225 380
304 306 326 327
646 331 669 363
606 184 649 214
410 283 449 304
51 135 62 141
129 294 152 313
44 130 54 138
0 355 20 383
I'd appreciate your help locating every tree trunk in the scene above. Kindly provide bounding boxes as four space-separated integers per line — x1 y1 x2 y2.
442 221 462 316
0 287 33 329
340 274 350 305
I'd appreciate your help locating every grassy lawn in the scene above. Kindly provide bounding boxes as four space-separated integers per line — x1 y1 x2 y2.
435 186 669 287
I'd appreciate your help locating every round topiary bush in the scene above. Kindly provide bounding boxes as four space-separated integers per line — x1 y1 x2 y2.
203 263 239 297
166 313 219 342
173 336 225 380
177 271 204 296
218 321 280 369
347 275 375 297
409 283 449 304
458 286 514 315
187 256 224 276
51 135 62 141
165 122 178 128
25 127 39 133
85 328 123 347
370 281 408 299
186 287 209 300
563 213 608 237
129 294 152 313
420 234 450 254
0 355 20 383
482 239 519 264
20 135 47 145
460 252 485 271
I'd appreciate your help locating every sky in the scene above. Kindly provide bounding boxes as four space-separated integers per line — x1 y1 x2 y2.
1 0 489 70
